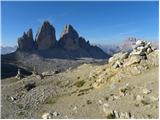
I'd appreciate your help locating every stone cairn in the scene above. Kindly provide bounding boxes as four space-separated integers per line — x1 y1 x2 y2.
130 40 154 57
32 66 38 75
15 68 23 80
109 40 155 68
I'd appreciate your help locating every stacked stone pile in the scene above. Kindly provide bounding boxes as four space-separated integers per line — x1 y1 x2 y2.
109 40 156 68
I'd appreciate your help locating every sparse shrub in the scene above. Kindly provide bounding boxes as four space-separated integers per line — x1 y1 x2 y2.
74 80 85 87
86 100 92 104
44 98 57 104
16 111 25 116
17 103 23 109
56 81 62 86
105 96 109 101
106 113 116 119
141 100 150 105
24 82 36 91
134 103 140 107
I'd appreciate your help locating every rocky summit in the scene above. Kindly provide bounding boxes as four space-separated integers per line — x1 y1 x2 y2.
35 21 57 50
59 24 79 50
17 29 35 51
16 21 108 59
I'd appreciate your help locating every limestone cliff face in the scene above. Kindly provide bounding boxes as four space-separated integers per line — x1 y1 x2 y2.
35 21 57 50
17 29 35 51
16 21 108 59
59 24 79 50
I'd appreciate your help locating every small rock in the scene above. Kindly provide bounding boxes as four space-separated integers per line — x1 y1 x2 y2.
124 112 130 119
113 110 120 118
143 88 151 94
102 105 115 119
113 95 120 100
73 106 77 111
124 55 141 66
42 71 55 76
147 48 153 54
10 96 16 101
36 74 44 79
112 60 123 68
141 98 150 106
64 115 68 119
150 96 159 102
42 112 52 119
53 111 59 117
98 100 103 105
136 95 144 101
103 103 109 108
119 112 126 118
86 100 92 104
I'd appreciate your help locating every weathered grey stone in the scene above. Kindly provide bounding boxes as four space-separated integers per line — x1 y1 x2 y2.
42 71 55 76
42 112 52 119
35 21 57 50
102 104 115 118
112 60 123 68
136 95 144 101
109 52 129 63
146 48 153 54
143 88 151 94
124 55 141 66
147 50 159 66
130 49 146 56
53 111 59 117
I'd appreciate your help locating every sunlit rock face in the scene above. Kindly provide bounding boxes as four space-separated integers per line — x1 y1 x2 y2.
59 24 80 50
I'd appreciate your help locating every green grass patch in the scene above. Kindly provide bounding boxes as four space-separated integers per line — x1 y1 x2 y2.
74 80 85 87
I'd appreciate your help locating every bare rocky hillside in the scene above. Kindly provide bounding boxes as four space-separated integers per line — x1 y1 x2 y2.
1 40 159 119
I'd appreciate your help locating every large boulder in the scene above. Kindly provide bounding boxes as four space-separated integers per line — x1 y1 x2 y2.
17 29 35 51
124 55 142 66
108 52 129 63
35 21 57 50
147 50 159 66
59 24 79 50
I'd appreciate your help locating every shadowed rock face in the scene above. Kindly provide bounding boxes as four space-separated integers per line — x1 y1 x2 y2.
59 24 79 50
35 21 57 50
15 21 108 59
17 29 35 51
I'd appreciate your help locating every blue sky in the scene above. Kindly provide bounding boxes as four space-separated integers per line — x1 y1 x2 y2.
1 1 158 46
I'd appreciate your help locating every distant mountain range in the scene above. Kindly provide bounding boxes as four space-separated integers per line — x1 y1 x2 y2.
0 46 17 55
97 37 159 56
1 37 158 56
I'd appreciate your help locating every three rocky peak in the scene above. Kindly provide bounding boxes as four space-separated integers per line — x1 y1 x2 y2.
18 21 89 51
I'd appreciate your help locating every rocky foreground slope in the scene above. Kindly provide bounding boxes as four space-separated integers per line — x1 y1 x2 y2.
1 40 159 119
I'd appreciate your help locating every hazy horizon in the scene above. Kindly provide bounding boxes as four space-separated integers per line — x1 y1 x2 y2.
1 1 158 46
